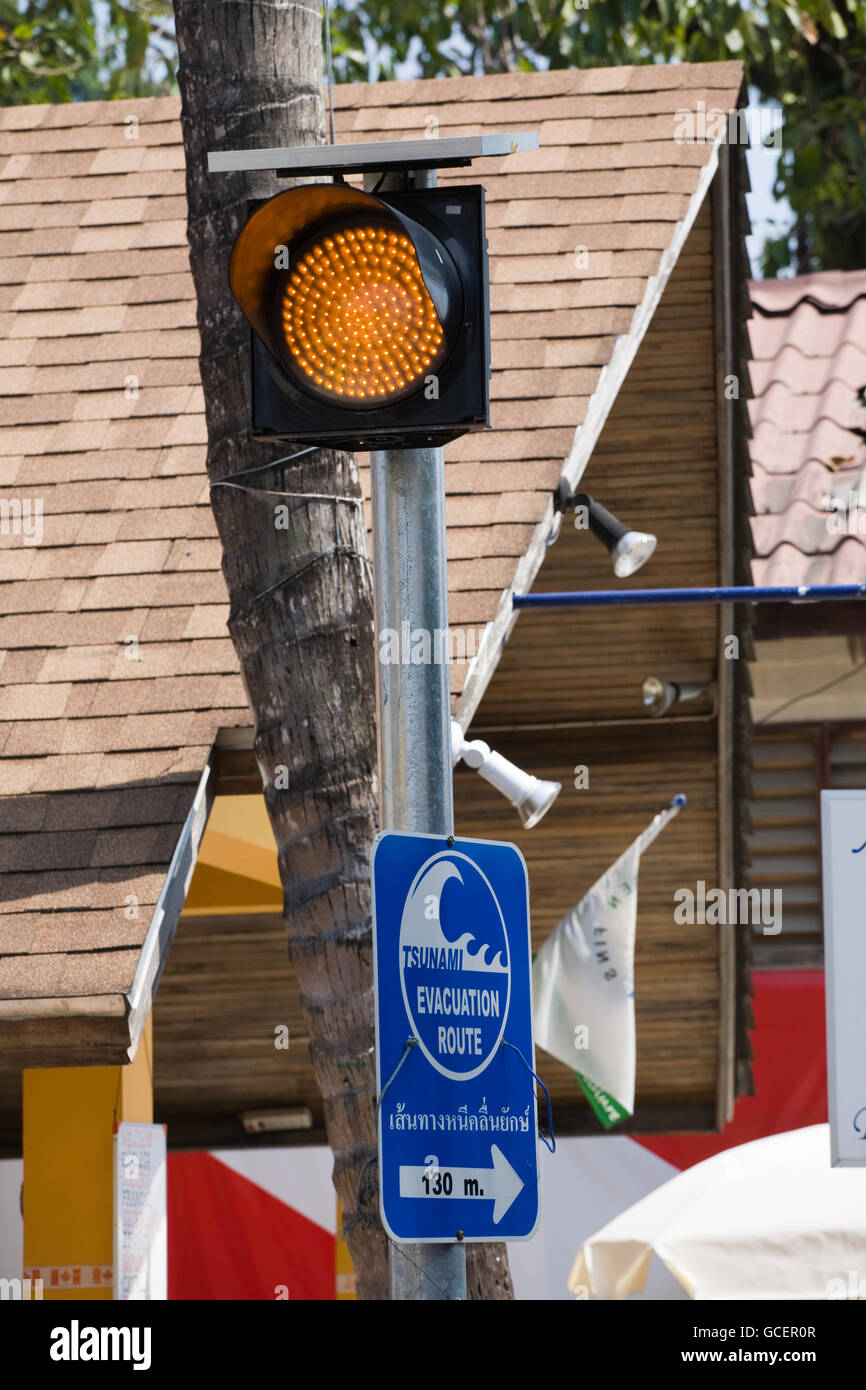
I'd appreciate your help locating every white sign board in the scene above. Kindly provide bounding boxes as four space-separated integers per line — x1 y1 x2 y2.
821 791 866 1166
113 1122 168 1299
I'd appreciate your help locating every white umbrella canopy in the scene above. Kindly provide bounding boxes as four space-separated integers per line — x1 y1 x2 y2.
570 1125 866 1300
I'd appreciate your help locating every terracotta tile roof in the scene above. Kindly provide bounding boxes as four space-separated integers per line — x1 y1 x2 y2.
748 269 866 586
0 61 742 1030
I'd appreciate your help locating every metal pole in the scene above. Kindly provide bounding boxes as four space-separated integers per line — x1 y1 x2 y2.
366 167 467 1302
513 582 866 610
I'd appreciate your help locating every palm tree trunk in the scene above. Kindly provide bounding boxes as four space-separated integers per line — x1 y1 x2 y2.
173 0 513 1301
174 0 388 1299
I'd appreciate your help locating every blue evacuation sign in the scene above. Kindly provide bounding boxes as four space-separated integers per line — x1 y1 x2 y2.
372 831 539 1243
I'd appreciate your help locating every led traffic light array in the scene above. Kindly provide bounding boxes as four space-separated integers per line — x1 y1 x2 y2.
229 181 490 450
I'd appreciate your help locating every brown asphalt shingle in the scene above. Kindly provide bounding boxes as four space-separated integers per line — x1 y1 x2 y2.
0 62 741 1010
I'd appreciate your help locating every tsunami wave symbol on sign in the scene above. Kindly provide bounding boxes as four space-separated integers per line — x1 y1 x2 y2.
399 852 511 1082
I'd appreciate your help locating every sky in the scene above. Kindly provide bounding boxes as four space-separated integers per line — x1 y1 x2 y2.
742 93 793 278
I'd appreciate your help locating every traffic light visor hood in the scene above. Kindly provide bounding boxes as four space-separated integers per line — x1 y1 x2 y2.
230 184 462 409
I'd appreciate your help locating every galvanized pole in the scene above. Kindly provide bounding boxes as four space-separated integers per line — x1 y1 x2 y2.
366 166 467 1301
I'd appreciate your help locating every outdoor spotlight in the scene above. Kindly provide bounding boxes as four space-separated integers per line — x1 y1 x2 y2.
641 676 717 718
553 479 657 577
451 721 561 828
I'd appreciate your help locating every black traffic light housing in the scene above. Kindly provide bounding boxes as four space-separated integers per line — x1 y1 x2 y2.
230 181 490 450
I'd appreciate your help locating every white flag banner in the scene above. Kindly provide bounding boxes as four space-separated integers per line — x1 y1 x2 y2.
532 796 685 1129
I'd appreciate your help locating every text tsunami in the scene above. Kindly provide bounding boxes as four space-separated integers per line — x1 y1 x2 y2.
402 945 463 970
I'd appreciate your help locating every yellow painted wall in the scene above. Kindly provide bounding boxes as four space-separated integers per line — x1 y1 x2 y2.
22 1019 153 1300
182 794 283 915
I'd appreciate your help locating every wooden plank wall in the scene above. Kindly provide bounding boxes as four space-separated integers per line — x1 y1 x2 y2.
467 200 725 1129
453 726 720 1128
479 202 720 725
153 911 326 1149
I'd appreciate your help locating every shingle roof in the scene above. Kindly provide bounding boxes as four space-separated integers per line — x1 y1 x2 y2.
0 61 742 1042
748 269 866 586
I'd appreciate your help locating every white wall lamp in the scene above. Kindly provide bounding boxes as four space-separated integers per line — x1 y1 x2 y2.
551 479 657 577
641 676 718 718
451 721 561 828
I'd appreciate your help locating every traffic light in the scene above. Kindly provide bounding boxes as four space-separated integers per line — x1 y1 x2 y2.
229 181 490 450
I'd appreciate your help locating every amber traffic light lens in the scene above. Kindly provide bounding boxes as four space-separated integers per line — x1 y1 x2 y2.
280 223 446 404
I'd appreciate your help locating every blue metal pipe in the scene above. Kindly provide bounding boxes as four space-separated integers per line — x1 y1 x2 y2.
512 583 866 609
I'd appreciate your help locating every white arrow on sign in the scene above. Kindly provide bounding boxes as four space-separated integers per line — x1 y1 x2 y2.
399 1144 524 1224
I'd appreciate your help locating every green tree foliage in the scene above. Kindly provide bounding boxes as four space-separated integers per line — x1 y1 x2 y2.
328 0 866 274
0 0 176 105
0 0 95 100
